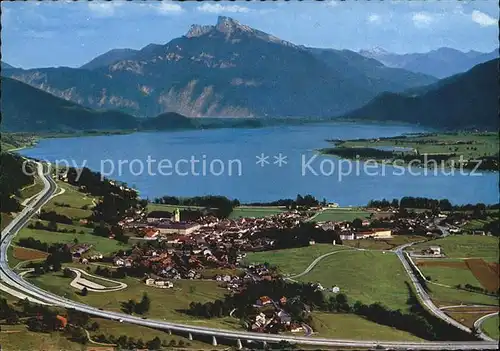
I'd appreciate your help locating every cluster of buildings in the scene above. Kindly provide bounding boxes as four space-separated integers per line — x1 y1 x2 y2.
120 209 308 254
249 295 304 334
318 220 393 241
145 277 174 289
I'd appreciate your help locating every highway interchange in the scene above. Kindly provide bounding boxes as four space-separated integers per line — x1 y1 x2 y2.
0 162 498 350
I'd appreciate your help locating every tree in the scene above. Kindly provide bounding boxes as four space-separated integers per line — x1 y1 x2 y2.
52 260 62 272
47 220 58 232
81 287 88 296
63 267 73 278
135 293 150 314
352 218 363 229
147 337 162 350
136 338 145 349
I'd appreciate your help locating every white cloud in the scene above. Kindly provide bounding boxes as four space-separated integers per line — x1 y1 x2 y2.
412 12 434 28
197 3 251 14
471 10 496 27
367 14 381 24
325 1 338 7
155 2 184 15
88 2 123 18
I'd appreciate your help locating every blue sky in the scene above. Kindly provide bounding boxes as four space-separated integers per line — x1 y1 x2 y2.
2 0 498 69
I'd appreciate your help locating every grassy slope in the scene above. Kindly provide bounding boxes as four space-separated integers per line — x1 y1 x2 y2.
43 182 95 219
244 244 346 276
428 284 498 307
16 222 130 254
481 314 500 340
147 203 205 212
410 235 499 260
462 217 498 233
298 251 412 311
18 176 44 202
1 212 13 231
27 272 238 329
0 325 86 351
341 133 498 160
229 206 286 219
311 208 371 222
418 262 483 287
6 246 21 268
89 318 214 348
342 235 427 251
311 312 422 341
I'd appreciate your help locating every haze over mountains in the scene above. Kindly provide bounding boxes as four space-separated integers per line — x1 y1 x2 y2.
1 77 271 132
345 58 499 129
2 16 436 118
1 61 15 70
1 16 497 131
359 47 498 79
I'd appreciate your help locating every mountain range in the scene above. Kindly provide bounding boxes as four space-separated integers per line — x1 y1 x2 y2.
1 77 278 132
1 61 15 70
2 16 436 118
359 47 498 79
344 58 499 129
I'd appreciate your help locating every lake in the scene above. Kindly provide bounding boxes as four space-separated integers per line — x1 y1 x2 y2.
20 123 498 206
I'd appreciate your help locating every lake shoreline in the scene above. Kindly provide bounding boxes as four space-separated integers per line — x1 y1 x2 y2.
18 122 498 206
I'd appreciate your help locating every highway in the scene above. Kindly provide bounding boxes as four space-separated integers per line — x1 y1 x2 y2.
0 162 498 350
394 243 495 342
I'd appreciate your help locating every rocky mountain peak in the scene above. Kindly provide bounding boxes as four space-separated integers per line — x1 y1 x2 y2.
215 16 249 34
185 24 213 38
359 46 390 57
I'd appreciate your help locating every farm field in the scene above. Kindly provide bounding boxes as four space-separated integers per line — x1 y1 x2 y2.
44 181 95 219
89 318 217 349
229 206 286 219
428 284 498 307
147 203 206 212
1 212 13 230
28 271 239 330
244 244 346 276
297 250 412 311
0 324 84 351
343 235 427 251
481 314 499 340
311 312 423 341
18 176 44 202
310 208 371 222
6 246 21 268
409 235 499 260
11 245 48 261
16 221 131 254
465 259 500 292
331 132 499 168
445 312 491 328
416 259 483 287
462 217 498 233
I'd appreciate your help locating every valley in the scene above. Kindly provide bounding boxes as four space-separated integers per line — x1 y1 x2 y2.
0 2 498 350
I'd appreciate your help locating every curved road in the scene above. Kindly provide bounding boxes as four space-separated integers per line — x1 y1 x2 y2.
0 163 497 350
287 248 356 280
394 243 495 342
474 312 499 340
